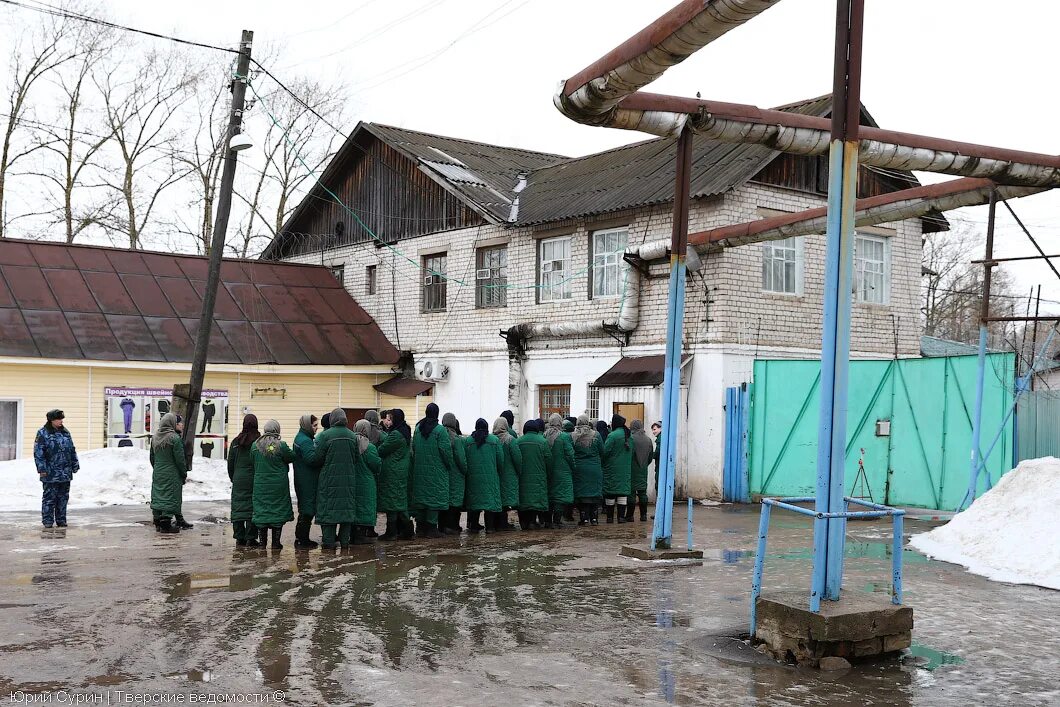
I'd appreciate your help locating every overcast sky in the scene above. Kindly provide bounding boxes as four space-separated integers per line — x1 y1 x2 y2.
91 0 1060 312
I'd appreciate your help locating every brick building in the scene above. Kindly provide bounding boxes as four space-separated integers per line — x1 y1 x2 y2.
266 96 942 498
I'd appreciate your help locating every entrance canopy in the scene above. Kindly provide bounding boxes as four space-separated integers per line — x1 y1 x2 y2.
593 354 691 387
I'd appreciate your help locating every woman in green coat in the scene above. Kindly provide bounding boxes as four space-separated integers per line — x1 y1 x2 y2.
515 420 552 530
602 414 633 524
377 408 412 541
441 412 467 534
410 403 454 539
463 418 503 533
306 408 359 549
353 419 382 544
228 414 261 546
544 413 575 528
572 414 604 525
251 420 296 549
626 419 653 522
150 413 187 533
292 414 319 549
491 416 521 530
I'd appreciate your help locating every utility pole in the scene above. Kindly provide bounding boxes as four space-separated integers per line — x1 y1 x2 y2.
179 30 253 468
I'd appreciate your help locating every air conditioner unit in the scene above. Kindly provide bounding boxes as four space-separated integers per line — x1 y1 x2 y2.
415 359 450 381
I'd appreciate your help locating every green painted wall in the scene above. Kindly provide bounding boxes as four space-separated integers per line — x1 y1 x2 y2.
748 354 1015 510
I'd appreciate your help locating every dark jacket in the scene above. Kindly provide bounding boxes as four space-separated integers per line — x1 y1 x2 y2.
251 441 296 527
34 425 79 483
306 426 360 525
150 434 187 515
292 430 318 517
227 444 256 521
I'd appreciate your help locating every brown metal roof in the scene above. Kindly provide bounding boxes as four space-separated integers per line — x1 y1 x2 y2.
373 376 434 398
594 354 691 387
0 239 399 366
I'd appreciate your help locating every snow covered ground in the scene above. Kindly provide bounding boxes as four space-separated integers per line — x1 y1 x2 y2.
910 457 1060 590
0 447 233 512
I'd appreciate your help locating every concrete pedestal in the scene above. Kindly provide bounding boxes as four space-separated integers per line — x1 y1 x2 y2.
755 591 912 667
620 545 704 561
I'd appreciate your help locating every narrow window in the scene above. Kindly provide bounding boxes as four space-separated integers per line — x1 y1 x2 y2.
329 263 345 286
539 236 572 303
0 399 21 460
591 227 629 298
475 245 508 308
854 234 890 304
366 265 377 295
586 384 600 421
539 384 571 419
422 253 447 312
761 237 802 294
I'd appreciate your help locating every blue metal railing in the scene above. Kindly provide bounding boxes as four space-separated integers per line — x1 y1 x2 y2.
749 496 905 636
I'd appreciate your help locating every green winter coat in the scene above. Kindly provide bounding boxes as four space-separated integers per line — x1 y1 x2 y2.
251 441 296 527
355 442 381 527
463 435 503 512
447 430 467 508
150 434 186 516
292 430 318 517
377 430 410 513
306 425 359 525
516 432 551 512
602 429 633 497
498 437 522 509
227 443 255 521
548 432 575 506
572 435 604 502
411 423 454 511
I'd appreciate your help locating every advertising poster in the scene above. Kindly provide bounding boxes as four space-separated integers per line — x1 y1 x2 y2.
104 387 229 459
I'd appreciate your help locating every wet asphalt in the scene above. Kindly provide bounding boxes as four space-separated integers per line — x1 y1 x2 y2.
0 502 1057 706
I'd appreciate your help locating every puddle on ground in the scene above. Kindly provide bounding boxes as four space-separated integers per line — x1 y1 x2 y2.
906 643 964 671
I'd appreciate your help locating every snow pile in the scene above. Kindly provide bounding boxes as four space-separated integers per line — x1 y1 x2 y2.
0 447 233 512
910 457 1060 589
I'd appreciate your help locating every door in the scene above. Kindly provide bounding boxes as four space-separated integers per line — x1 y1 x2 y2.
343 408 371 424
613 402 645 425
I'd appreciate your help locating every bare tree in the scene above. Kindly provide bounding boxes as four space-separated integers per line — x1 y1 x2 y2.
95 48 199 249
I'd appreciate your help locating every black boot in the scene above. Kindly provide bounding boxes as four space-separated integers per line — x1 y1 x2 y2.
539 511 553 530
624 502 635 523
605 505 615 524
175 515 193 530
639 500 649 522
590 505 600 526
294 518 318 549
563 505 575 522
467 511 484 533
258 527 269 546
424 523 444 539
578 504 590 526
270 527 283 549
354 526 374 545
552 510 565 529
617 504 629 523
399 516 416 540
157 518 179 534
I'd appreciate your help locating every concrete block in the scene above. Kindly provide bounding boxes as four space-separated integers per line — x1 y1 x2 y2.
854 638 883 657
755 591 913 643
819 656 852 671
619 545 704 561
883 632 912 653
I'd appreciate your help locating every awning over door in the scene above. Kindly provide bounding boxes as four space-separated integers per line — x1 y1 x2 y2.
593 354 691 387
373 376 434 398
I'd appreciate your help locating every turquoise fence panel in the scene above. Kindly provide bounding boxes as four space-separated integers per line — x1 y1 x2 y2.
749 353 1015 510
1017 389 1060 462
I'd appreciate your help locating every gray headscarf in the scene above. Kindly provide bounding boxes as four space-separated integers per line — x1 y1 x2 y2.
442 412 461 440
151 412 179 451
364 409 382 445
572 414 597 448
255 419 283 458
353 419 371 454
298 414 316 438
630 419 653 468
544 413 563 447
329 407 348 427
492 416 512 445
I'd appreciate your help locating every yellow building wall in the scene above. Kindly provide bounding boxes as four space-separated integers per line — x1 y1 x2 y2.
1 362 413 459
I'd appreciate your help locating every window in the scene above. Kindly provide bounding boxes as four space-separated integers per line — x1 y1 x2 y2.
854 234 890 304
328 263 345 286
366 265 377 295
0 399 22 461
761 237 802 294
586 384 600 420
591 227 629 298
539 236 572 302
475 245 507 308
539 384 571 419
422 253 447 312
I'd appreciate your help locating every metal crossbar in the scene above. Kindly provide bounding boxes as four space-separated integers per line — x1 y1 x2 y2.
749 497 905 637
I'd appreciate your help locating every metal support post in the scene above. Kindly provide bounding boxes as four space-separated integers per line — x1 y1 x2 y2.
748 502 772 636
812 0 864 604
651 126 693 551
965 188 997 509
891 512 904 605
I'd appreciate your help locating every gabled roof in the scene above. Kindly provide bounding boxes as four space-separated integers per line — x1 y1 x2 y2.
0 239 398 366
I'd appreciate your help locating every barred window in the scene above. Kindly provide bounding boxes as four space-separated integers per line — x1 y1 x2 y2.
854 234 890 304
475 245 507 308
366 265 377 295
592 227 629 298
586 384 600 420
422 253 447 312
539 384 571 419
328 263 345 287
539 236 572 303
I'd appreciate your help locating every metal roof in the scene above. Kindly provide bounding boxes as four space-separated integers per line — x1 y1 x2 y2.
593 354 691 387
0 239 399 366
373 376 434 398
919 335 1000 358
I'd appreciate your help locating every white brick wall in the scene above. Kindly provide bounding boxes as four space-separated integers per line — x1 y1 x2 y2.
287 182 923 359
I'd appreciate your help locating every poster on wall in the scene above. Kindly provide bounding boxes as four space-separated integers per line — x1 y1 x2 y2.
104 387 229 459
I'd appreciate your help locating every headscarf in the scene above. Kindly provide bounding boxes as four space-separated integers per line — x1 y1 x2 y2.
255 419 283 457
419 402 440 439
151 412 179 451
563 419 575 433
565 416 577 429
364 409 382 445
353 419 371 453
298 414 317 438
611 414 630 448
535 418 545 434
389 408 411 442
232 414 260 449
492 416 512 445
522 420 536 435
471 418 489 447
321 412 332 430
500 410 515 430
573 414 596 448
442 412 462 439
595 420 610 439
329 407 348 427
544 413 563 447
630 420 653 468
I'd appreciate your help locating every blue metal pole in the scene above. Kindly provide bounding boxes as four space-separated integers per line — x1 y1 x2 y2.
749 502 772 637
687 496 693 550
651 126 693 552
891 512 904 605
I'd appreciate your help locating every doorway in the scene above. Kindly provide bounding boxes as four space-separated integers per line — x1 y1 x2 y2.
613 402 645 424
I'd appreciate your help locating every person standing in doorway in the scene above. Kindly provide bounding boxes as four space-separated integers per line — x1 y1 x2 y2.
251 420 296 550
228 415 261 547
377 409 413 541
627 420 653 522
572 414 603 525
602 414 632 523
307 408 359 550
410 403 453 538
292 414 319 549
352 419 382 544
150 412 186 533
651 421 662 500
34 409 79 528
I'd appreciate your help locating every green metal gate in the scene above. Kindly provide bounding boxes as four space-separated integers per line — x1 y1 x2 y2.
748 353 1015 510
